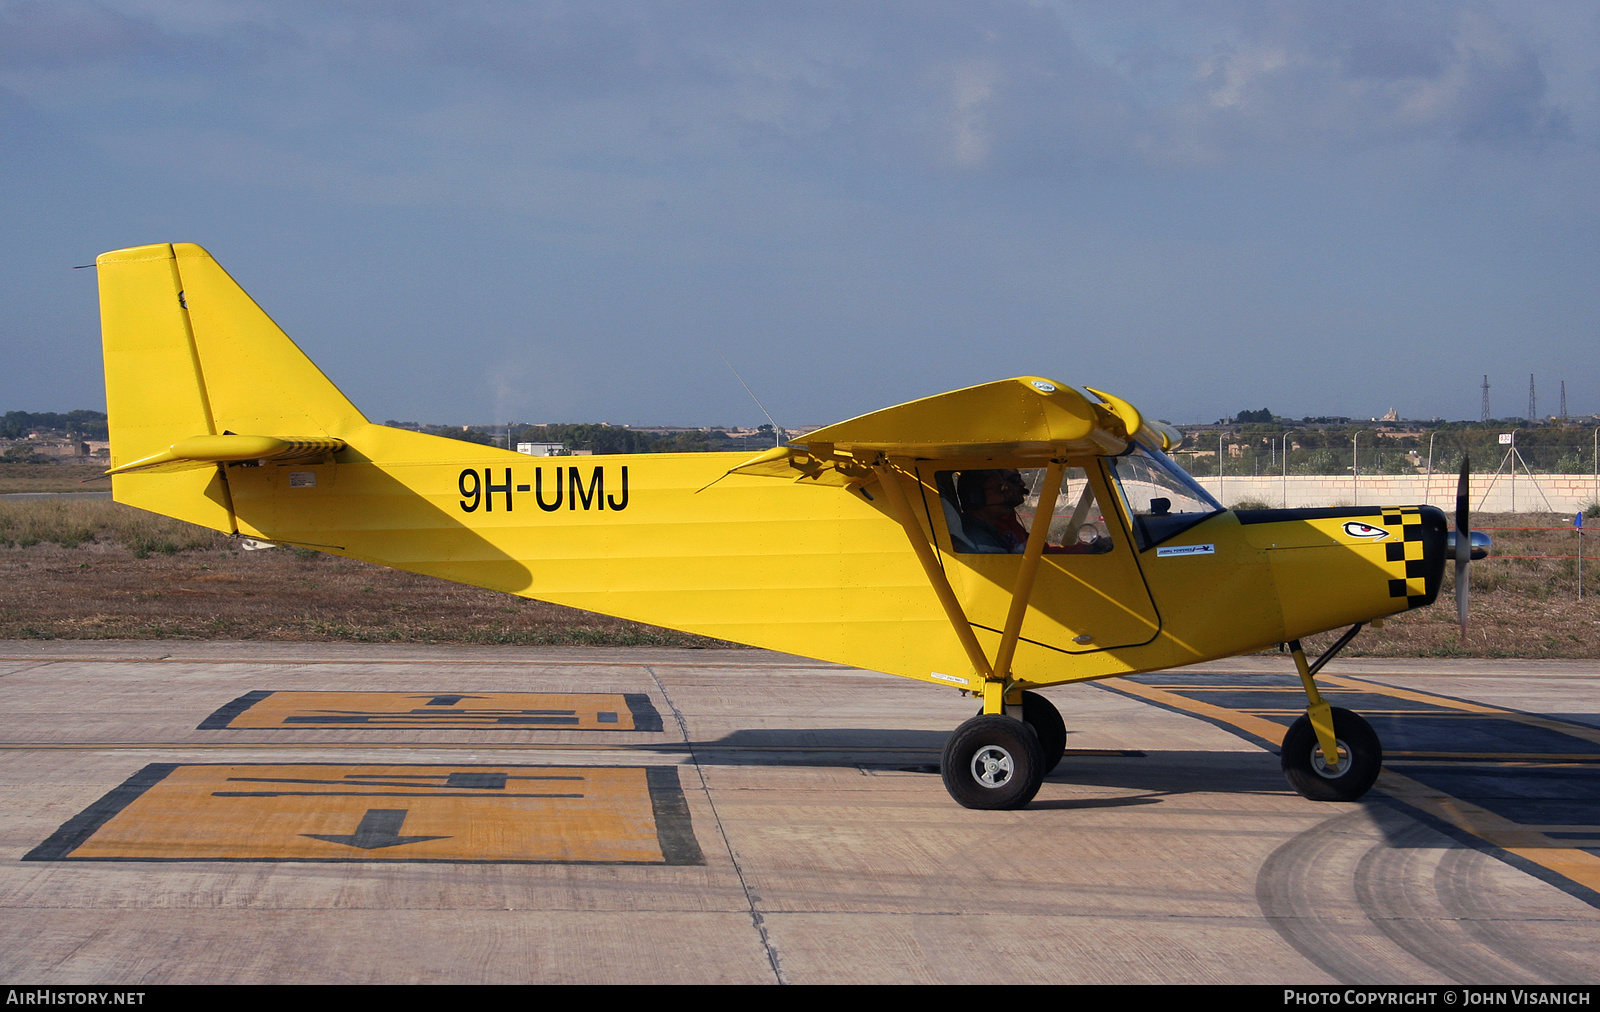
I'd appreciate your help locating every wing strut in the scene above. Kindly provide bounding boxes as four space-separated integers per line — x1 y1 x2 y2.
874 461 995 684
990 461 1066 699
873 459 1065 715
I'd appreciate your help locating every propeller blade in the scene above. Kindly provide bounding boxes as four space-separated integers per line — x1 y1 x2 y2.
1455 455 1470 633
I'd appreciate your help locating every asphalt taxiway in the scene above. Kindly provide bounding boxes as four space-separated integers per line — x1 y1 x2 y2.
1 642 1597 984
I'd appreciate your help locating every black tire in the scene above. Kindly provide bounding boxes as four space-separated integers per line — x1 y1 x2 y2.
1281 707 1382 802
972 691 1067 775
941 714 1045 810
1022 691 1067 775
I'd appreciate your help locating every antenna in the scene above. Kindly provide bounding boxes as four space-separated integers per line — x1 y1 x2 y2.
717 351 787 446
1481 375 1491 422
1528 374 1536 422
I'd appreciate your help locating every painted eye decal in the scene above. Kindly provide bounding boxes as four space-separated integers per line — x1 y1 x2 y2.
1342 521 1389 540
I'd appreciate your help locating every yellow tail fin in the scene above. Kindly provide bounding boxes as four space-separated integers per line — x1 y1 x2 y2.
97 243 368 532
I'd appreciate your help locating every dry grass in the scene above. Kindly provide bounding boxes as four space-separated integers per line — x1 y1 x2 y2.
0 499 727 646
1 501 1593 655
1331 513 1598 659
0 497 224 556
0 461 111 493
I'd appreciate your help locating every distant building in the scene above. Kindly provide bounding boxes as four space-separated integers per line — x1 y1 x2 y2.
516 443 565 456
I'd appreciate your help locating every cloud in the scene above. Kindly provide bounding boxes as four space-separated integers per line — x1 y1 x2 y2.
0 0 1586 210
1162 2 1571 158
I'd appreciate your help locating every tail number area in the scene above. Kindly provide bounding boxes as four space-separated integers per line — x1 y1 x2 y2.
458 466 630 513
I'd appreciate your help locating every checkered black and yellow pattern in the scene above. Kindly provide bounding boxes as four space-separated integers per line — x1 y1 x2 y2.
1377 506 1431 606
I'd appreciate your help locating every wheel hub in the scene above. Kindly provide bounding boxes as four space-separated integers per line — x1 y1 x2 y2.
971 745 1015 788
1309 739 1351 778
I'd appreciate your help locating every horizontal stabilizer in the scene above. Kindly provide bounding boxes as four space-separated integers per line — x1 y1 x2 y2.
104 434 347 475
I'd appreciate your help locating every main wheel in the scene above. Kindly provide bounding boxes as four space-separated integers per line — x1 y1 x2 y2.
973 691 1067 774
1281 707 1382 802
941 714 1045 810
1022 691 1067 775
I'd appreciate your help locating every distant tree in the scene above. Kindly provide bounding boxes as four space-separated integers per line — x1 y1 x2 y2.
441 427 500 447
0 410 108 440
1234 408 1274 424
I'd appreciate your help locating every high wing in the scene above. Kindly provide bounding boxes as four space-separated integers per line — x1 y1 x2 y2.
722 377 1181 488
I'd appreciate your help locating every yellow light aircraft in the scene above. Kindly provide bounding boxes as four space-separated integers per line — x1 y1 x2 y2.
95 242 1490 810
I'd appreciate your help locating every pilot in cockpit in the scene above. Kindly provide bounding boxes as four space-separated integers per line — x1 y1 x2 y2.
952 468 1110 555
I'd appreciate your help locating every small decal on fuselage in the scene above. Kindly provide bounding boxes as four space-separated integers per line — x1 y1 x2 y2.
1156 544 1215 557
289 471 316 488
1342 521 1389 540
929 672 969 686
458 465 629 513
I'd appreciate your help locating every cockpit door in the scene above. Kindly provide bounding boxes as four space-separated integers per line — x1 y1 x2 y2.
920 460 1161 654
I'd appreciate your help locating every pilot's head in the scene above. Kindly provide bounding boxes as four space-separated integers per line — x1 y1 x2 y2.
957 469 1027 512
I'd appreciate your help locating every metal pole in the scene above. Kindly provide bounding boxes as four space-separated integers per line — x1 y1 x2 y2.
1352 432 1359 506
1282 430 1296 508
1426 432 1436 507
1218 430 1224 504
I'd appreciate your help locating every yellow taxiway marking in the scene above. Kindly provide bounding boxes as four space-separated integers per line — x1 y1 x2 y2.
1378 770 1600 897
1159 673 1600 749
25 762 702 864
1108 679 1289 746
1316 674 1509 714
201 690 663 731
1110 674 1600 899
1385 751 1600 763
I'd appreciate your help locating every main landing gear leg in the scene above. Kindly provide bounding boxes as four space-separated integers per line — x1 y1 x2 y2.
942 682 1056 810
1281 628 1382 802
873 458 1069 810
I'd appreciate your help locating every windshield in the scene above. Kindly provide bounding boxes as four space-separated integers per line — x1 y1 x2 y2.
1108 442 1224 550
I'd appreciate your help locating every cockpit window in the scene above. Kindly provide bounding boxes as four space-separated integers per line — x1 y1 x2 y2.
936 467 1114 556
1108 442 1224 550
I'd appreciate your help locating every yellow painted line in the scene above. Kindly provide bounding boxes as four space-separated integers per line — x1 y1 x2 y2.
210 690 654 731
1107 679 1288 746
1116 675 1600 900
1471 712 1600 748
1139 685 1330 692
1387 751 1600 762
1158 672 1600 748
1316 674 1504 713
1123 678 1600 762
1242 709 1463 716
1378 769 1600 897
47 763 683 863
1324 675 1600 748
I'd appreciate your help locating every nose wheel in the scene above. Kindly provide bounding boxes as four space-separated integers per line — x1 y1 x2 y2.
1281 707 1382 801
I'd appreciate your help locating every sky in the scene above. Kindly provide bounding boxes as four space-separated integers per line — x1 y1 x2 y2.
2 1 1597 427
